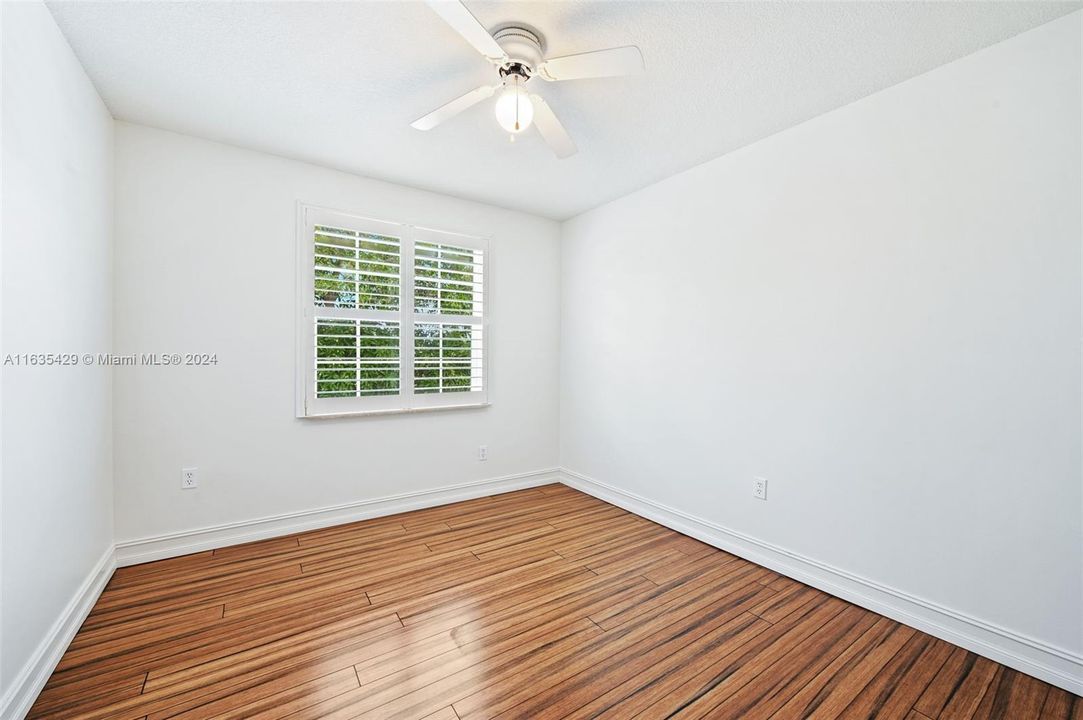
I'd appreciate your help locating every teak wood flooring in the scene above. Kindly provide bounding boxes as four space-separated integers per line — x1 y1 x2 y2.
32 484 1080 720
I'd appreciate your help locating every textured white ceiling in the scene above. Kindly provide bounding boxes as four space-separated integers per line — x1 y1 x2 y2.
47 1 1079 220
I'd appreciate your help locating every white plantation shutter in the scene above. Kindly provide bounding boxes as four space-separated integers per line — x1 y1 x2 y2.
298 206 488 417
413 233 485 399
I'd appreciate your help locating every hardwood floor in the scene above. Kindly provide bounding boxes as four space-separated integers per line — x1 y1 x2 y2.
32 484 1080 720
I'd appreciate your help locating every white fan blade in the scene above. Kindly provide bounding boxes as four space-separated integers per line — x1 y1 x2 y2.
425 0 507 63
529 95 576 158
537 46 644 82
411 84 498 130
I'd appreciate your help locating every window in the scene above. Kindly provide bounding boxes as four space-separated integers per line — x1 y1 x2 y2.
297 205 488 417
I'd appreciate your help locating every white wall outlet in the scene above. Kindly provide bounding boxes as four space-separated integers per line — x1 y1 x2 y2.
181 467 199 489
478 445 488 461
753 477 767 500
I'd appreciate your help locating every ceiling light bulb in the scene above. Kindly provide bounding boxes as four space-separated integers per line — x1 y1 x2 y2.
494 77 533 134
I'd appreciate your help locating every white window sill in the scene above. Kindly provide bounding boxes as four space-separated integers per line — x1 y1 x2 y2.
300 402 491 420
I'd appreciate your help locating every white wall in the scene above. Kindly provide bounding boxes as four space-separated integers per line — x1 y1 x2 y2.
561 9 1081 684
112 123 561 545
1 0 114 700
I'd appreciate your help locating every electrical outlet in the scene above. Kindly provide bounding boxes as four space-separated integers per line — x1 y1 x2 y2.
182 467 199 489
478 445 488 461
752 477 767 500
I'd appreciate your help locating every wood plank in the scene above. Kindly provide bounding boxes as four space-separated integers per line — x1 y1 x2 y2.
771 620 916 719
419 708 460 720
642 549 738 585
1042 686 1083 719
46 593 374 693
589 560 768 630
283 619 604 720
60 613 402 720
623 595 848 719
459 582 776 720
64 603 223 653
703 607 885 720
969 666 1051 720
364 623 609 720
553 612 771 719
914 648 1000 719
28 671 146 718
158 666 360 720
835 634 955 720
353 572 657 688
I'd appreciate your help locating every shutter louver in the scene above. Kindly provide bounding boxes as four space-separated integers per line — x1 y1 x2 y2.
315 318 400 398
314 225 400 311
414 240 483 316
413 238 485 397
414 322 484 394
311 221 403 402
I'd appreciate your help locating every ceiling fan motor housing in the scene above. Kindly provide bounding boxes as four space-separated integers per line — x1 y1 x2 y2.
493 26 544 74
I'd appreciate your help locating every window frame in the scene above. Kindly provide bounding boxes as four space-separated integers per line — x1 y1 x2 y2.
296 203 491 418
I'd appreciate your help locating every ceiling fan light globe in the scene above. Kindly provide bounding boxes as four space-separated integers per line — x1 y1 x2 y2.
494 87 534 133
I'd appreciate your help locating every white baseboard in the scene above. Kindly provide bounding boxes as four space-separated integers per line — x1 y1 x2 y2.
0 545 116 720
114 468 561 567
560 468 1083 696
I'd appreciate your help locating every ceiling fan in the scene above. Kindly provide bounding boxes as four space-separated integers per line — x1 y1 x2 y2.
411 0 645 158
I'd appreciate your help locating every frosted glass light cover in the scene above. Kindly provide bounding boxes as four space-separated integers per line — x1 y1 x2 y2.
494 86 534 133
